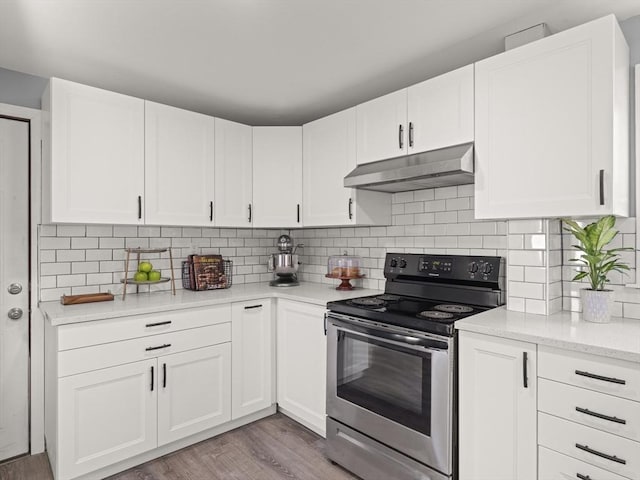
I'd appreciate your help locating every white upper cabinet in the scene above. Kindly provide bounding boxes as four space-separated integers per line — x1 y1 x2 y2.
356 89 408 164
303 108 391 227
475 15 629 219
145 101 215 226
356 65 474 165
214 118 253 227
42 78 145 224
252 127 303 228
407 64 474 153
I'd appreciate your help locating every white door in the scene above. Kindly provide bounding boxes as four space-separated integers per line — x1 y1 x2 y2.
214 118 253 227
458 331 537 480
145 101 215 226
157 343 231 446
252 127 302 228
276 300 327 436
0 117 29 461
231 300 274 419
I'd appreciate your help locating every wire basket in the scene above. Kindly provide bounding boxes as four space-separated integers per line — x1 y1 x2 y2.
182 259 232 291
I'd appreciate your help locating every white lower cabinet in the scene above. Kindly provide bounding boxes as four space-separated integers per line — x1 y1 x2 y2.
276 299 327 436
231 299 275 419
458 331 537 480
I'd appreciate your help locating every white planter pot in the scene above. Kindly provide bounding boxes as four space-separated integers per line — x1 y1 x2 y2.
581 289 614 323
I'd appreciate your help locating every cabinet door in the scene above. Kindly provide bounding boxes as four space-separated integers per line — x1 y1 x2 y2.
356 89 408 164
44 78 144 224
458 331 537 480
276 300 327 436
157 343 231 446
145 101 215 226
57 359 157 480
252 127 302 228
214 118 253 227
408 64 473 153
475 15 629 219
231 299 274 419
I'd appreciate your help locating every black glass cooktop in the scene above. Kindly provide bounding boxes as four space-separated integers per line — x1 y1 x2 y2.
327 294 493 336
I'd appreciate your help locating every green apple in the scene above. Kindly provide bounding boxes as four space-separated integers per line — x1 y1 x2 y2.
133 271 148 282
148 270 161 282
138 261 153 273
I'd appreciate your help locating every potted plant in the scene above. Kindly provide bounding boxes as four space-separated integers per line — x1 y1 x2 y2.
562 216 630 323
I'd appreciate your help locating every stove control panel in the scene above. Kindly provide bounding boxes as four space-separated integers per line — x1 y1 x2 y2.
385 253 502 283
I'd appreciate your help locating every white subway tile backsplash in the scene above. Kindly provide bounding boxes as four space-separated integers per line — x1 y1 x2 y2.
392 191 414 204
434 186 458 200
509 281 544 300
445 197 470 211
457 184 474 197
414 190 435 201
424 200 447 212
524 266 546 283
508 219 544 234
57 225 86 237
40 237 71 250
114 226 138 237
509 250 545 267
508 266 525 282
56 250 85 262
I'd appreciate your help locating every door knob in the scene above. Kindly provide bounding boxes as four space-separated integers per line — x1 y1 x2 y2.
8 308 23 320
7 283 22 295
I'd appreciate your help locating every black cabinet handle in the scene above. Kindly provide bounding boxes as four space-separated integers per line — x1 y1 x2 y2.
244 304 263 310
599 169 605 205
523 351 528 388
398 124 404 149
577 474 592 480
324 312 328 336
145 320 172 328
575 406 626 424
150 365 154 391
348 198 353 220
575 443 626 465
163 363 167 388
209 201 213 222
409 121 414 147
575 369 626 385
137 195 142 219
248 203 252 223
297 203 300 223
145 343 171 352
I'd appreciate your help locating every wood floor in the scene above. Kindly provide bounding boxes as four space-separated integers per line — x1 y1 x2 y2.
0 414 358 480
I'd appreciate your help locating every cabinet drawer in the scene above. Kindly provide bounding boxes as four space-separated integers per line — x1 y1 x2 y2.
539 446 629 480
539 412 640 480
58 322 231 377
58 304 232 351
539 345 640 401
539 378 640 442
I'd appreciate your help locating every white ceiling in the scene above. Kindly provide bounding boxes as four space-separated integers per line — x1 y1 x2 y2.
1 0 640 125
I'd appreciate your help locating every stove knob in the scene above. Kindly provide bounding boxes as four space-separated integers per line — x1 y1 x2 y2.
468 262 478 274
390 258 398 268
483 263 493 275
399 259 407 269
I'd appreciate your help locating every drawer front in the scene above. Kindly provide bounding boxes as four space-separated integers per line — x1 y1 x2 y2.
539 378 640 442
538 412 640 480
539 446 629 480
538 345 640 402
58 304 232 350
58 322 231 377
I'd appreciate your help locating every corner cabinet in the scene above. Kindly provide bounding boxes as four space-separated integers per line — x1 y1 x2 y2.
42 78 145 224
302 107 391 227
276 300 327 436
252 127 303 228
458 331 537 480
214 118 253 227
474 14 629 219
144 101 215 226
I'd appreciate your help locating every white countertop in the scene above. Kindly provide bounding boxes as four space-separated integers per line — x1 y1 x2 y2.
40 282 382 326
456 307 640 363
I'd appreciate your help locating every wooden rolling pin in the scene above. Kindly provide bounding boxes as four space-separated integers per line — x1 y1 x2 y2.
60 292 114 305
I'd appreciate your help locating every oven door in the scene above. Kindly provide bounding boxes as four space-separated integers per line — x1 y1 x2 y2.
326 313 454 475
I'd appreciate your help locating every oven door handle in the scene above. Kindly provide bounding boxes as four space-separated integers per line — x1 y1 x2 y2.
328 316 449 352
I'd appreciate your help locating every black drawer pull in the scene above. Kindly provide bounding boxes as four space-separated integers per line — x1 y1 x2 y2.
244 304 263 310
575 443 626 465
576 474 591 480
145 320 172 328
576 406 627 425
575 370 626 385
150 365 154 391
145 343 171 351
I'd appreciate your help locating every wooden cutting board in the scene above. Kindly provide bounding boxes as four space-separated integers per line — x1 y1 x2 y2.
60 292 114 305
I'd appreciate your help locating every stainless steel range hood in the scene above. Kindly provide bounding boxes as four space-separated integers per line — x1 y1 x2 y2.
344 142 474 193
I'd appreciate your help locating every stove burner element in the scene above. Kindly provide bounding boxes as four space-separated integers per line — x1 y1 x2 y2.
349 297 386 308
417 311 455 320
377 294 401 301
434 304 474 314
